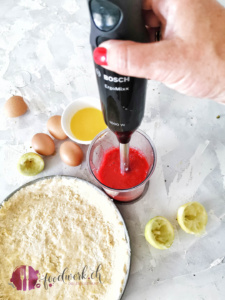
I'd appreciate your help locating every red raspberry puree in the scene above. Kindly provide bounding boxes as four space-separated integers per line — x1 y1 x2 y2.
95 147 150 189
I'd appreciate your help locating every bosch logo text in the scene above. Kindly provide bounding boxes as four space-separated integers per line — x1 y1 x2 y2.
103 75 130 83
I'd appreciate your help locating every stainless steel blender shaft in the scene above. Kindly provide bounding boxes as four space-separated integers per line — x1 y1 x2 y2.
120 143 130 173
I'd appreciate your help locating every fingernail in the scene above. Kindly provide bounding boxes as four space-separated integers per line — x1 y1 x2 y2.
93 47 108 66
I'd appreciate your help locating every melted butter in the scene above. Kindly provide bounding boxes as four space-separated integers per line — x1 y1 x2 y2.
70 107 107 141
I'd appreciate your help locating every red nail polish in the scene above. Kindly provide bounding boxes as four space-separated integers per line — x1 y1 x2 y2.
93 47 108 66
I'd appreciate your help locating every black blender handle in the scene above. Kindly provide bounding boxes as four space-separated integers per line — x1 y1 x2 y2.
87 0 149 144
88 0 149 48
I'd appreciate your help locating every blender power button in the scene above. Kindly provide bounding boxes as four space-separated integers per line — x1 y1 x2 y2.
90 0 121 32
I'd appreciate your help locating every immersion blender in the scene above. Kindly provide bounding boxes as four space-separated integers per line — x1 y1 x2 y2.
88 0 149 173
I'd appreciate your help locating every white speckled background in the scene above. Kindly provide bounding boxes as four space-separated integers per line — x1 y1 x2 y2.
1 1 225 299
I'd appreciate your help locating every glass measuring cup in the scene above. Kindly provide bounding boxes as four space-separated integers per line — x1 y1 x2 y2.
87 128 157 202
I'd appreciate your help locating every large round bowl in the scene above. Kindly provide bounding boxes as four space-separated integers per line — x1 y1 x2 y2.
0 175 131 300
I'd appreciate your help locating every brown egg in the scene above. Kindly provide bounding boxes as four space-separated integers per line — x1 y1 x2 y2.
60 141 83 166
4 96 28 118
32 133 55 156
47 115 67 140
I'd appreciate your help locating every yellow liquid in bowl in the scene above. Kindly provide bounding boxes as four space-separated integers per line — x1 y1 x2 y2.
70 107 107 141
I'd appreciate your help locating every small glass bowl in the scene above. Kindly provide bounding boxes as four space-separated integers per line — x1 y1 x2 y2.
87 128 157 202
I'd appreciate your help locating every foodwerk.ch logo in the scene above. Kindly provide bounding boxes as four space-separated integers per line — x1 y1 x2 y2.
9 265 39 291
9 264 103 291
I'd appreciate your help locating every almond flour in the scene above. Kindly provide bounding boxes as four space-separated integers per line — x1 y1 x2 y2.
0 177 130 300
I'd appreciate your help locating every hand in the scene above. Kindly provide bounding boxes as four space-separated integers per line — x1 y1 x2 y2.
93 0 225 103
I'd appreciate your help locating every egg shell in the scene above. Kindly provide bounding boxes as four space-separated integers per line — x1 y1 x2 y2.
47 115 67 140
32 133 55 156
60 141 83 166
4 96 28 118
